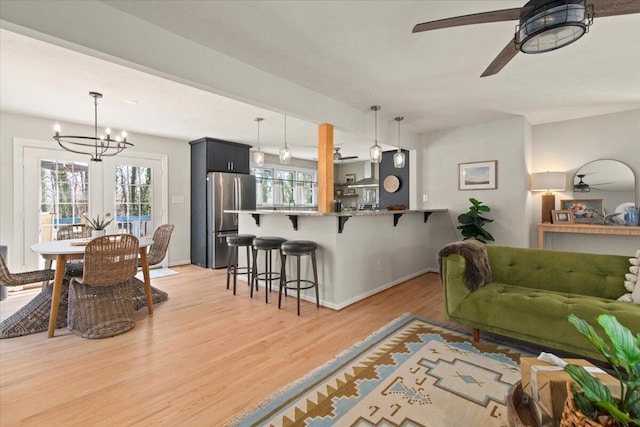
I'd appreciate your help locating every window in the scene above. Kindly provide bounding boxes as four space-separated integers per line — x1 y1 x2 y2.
252 164 317 207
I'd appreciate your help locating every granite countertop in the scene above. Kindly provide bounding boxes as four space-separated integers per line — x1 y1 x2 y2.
226 208 447 217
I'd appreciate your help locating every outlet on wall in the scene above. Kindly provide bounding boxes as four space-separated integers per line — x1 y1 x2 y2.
423 194 428 202
376 260 381 272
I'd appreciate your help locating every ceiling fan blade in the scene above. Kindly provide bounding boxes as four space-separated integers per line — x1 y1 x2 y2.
480 39 519 77
590 0 640 17
341 155 359 160
413 8 521 33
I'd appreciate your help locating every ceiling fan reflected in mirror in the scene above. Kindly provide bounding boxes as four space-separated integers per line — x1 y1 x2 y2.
573 174 615 192
412 0 640 77
333 147 359 162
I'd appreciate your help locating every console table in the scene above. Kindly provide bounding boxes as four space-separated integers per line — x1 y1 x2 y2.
538 223 640 249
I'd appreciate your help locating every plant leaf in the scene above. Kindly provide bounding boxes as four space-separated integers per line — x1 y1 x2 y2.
573 391 600 421
568 314 614 362
565 364 615 404
598 314 640 374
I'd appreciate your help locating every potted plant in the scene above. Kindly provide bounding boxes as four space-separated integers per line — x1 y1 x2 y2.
84 213 114 237
457 197 494 243
563 314 640 426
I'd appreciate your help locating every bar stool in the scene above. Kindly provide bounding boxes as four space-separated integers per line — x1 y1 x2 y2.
278 240 319 316
226 234 256 295
252 236 286 303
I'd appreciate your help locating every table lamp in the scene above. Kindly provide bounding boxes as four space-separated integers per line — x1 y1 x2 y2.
531 172 566 223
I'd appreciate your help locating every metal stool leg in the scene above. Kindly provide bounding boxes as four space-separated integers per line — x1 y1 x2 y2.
251 247 258 298
312 251 319 308
232 246 238 295
278 253 286 309
296 254 301 316
226 246 233 290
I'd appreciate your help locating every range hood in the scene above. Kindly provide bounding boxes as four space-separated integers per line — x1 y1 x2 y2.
348 162 379 188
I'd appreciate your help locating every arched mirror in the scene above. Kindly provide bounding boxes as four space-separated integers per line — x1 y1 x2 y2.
573 159 636 224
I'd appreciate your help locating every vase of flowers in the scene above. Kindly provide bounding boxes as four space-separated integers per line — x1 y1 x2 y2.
84 213 114 237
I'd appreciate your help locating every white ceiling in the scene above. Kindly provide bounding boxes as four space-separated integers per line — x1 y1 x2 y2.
1 1 639 161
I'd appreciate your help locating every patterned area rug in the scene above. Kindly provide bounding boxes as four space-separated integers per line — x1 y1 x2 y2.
231 314 527 427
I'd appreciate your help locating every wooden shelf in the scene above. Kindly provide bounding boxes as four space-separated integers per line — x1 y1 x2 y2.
538 223 640 249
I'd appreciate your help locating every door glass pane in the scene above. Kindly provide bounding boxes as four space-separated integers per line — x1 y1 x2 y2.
114 165 152 237
40 159 89 242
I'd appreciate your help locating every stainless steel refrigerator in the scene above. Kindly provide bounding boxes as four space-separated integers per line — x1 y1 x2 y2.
207 172 256 268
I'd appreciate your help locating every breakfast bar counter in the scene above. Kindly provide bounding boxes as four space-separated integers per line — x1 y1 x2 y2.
227 208 447 310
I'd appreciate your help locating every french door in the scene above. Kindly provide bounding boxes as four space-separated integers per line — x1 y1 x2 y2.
15 140 166 270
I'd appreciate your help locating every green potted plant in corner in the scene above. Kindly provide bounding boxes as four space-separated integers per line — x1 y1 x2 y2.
84 213 114 237
563 314 640 426
457 198 494 243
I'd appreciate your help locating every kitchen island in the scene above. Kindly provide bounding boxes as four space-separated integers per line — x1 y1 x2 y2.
227 208 447 310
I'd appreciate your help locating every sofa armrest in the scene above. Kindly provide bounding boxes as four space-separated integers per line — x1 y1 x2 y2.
441 253 474 318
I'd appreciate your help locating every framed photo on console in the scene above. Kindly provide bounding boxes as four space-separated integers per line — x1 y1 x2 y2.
459 160 497 190
552 210 574 224
561 199 604 224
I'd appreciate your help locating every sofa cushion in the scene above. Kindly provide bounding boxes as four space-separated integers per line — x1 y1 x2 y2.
486 246 629 300
451 282 640 356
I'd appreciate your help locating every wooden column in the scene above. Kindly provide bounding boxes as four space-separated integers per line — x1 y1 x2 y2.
318 123 334 213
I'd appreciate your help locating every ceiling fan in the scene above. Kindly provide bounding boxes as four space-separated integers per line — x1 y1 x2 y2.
573 174 615 192
333 147 358 162
412 0 640 77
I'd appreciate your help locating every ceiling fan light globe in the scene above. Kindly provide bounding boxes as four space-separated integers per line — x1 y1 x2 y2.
516 0 591 53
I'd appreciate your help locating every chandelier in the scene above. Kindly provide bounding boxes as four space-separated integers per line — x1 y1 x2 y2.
53 91 133 162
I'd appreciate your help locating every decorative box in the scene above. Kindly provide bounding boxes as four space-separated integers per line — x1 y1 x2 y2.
520 356 619 420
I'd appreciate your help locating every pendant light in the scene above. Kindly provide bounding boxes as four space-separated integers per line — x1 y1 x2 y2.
369 105 382 164
253 117 265 166
393 116 405 168
279 115 291 164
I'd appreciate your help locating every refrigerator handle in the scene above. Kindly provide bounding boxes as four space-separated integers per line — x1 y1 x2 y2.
234 177 239 226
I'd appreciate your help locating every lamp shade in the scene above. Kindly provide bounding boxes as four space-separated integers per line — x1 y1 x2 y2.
530 172 566 191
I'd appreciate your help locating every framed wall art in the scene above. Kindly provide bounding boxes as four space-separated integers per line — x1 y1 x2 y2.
561 199 604 224
459 160 497 190
552 209 574 224
345 173 356 184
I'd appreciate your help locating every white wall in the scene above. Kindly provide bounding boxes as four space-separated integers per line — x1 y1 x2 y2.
419 110 640 268
0 111 191 269
423 116 531 254
531 109 640 255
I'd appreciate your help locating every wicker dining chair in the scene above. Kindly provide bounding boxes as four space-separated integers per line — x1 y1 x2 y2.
0 253 65 338
67 234 139 339
131 224 174 310
140 224 175 268
46 224 95 277
57 224 93 240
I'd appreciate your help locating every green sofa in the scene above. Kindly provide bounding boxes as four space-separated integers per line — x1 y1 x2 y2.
441 245 640 361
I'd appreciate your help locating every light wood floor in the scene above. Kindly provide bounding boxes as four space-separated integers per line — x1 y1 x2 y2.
0 265 445 426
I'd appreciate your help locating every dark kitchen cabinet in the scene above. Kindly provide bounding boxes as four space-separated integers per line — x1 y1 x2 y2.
189 137 252 267
191 137 250 174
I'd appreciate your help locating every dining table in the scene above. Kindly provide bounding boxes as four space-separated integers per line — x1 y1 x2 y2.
30 236 154 338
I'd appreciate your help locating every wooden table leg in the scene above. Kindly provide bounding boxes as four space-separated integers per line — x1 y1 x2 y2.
48 254 67 338
139 248 153 315
538 227 544 249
